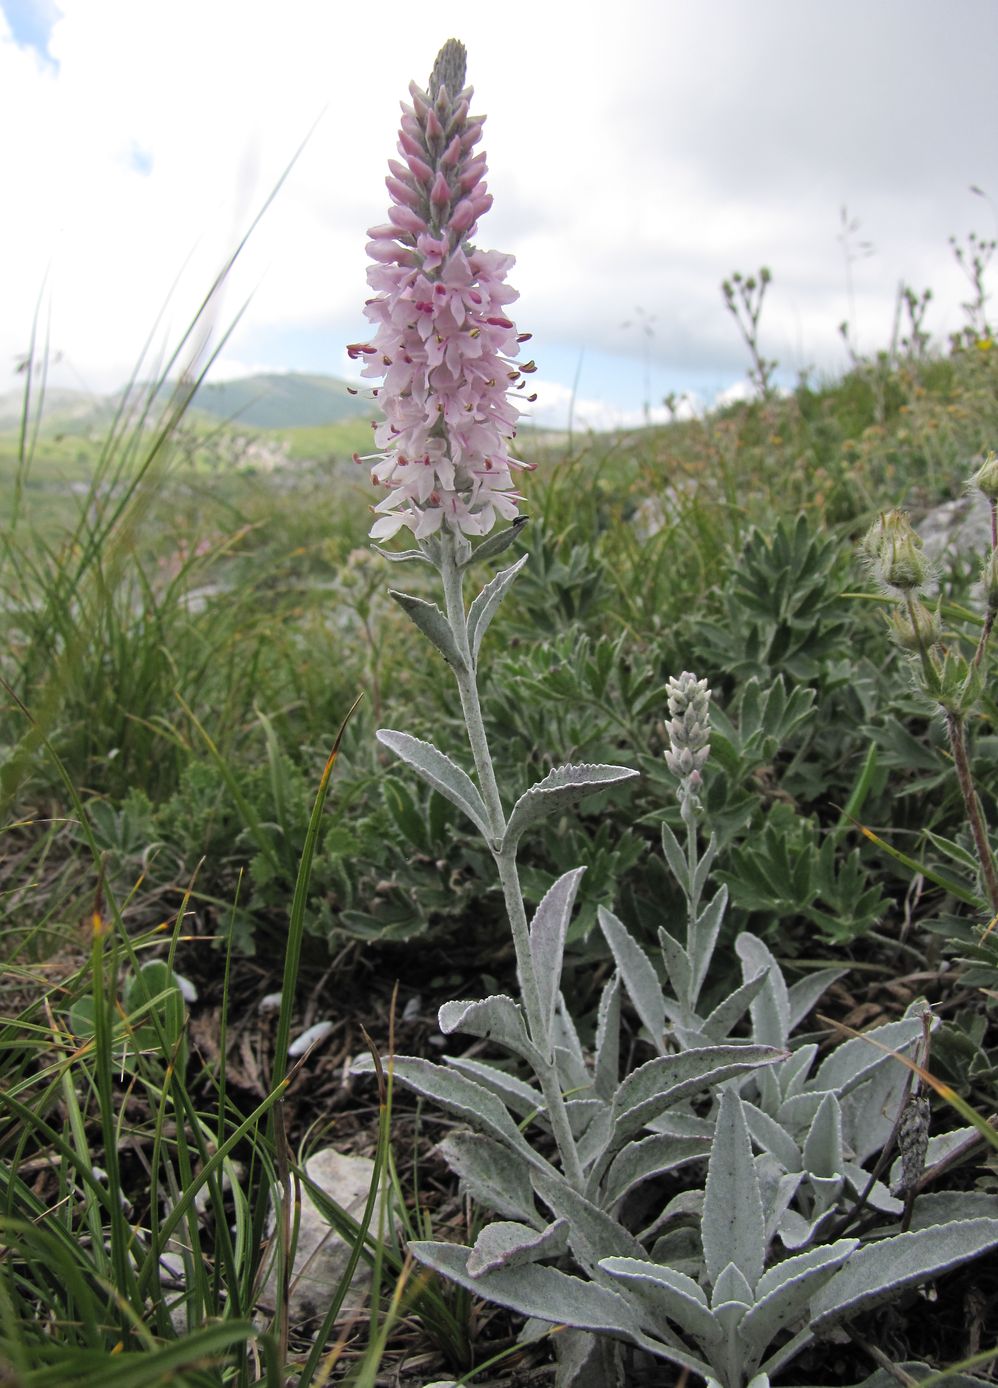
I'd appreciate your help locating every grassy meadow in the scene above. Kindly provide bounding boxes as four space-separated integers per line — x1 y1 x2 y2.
2 305 998 1385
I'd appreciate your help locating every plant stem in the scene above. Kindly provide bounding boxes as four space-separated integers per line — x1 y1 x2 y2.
439 534 585 1189
945 709 998 914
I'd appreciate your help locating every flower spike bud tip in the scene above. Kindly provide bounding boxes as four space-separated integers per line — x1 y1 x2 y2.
352 40 530 542
664 671 712 812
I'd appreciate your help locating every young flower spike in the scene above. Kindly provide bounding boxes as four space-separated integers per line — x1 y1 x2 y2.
351 39 535 542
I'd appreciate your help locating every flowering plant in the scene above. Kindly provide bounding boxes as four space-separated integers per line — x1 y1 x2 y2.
351 42 998 1388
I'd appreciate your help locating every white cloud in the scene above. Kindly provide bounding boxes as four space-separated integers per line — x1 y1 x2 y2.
1 0 995 408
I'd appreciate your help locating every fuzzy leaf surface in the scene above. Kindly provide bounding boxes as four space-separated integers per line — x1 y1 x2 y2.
437 1132 539 1225
467 1218 570 1277
409 1241 643 1340
388 590 466 669
598 906 666 1054
703 1088 766 1292
376 730 492 841
438 995 541 1068
529 868 586 1045
809 1219 998 1334
609 1045 785 1152
467 553 529 665
444 1055 543 1119
598 1257 717 1365
739 1239 857 1366
503 763 640 851
354 1054 543 1167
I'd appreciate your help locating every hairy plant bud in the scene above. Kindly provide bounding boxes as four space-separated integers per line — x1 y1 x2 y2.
970 450 998 503
886 599 941 652
864 510 930 592
665 671 711 812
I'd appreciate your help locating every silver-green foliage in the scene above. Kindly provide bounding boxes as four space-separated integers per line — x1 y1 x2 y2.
361 534 998 1388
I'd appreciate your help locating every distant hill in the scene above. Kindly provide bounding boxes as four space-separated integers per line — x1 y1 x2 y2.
0 386 119 434
190 373 372 430
0 372 373 436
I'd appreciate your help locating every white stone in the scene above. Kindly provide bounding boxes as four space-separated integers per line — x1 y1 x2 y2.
260 1148 383 1329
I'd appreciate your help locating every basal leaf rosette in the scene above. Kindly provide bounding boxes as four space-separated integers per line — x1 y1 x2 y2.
348 39 535 542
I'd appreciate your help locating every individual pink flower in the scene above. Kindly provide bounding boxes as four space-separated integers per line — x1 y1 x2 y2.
349 39 535 541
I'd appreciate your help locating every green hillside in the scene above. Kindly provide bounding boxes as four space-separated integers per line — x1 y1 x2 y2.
190 371 371 429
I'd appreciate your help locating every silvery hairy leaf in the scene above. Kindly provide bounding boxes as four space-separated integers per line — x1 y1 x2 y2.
608 1045 786 1156
552 1330 624 1388
529 868 586 1047
787 967 847 1030
691 831 719 904
467 552 529 666
371 542 433 564
597 906 667 1054
600 1131 712 1208
438 995 542 1069
503 763 640 853
702 1089 766 1292
571 1103 613 1168
893 1194 998 1235
657 926 692 1012
459 514 529 569
802 1091 843 1181
807 1218 998 1336
736 934 790 1050
467 1217 570 1276
376 730 493 841
596 1258 717 1373
743 1101 802 1175
352 1053 545 1169
436 1132 539 1225
532 1169 645 1274
738 1239 858 1369
779 1043 818 1099
660 822 692 896
444 1055 543 1119
388 590 466 670
808 1013 924 1096
700 968 770 1045
593 975 621 1102
409 1240 644 1341
689 886 728 1005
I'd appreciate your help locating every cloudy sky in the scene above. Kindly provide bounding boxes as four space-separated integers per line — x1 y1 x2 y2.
2 0 996 430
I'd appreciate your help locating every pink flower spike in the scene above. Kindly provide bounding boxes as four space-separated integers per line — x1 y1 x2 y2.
353 39 534 543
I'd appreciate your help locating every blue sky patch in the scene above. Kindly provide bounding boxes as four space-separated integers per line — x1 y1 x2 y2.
1 0 62 65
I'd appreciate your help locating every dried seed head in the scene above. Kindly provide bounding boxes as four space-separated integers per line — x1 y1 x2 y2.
891 1093 931 1197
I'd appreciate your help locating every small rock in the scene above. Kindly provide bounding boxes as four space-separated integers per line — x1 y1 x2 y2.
916 494 993 566
259 1148 384 1330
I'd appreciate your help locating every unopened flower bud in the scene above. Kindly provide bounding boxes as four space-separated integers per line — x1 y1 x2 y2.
866 510 930 592
886 599 941 652
970 450 998 503
665 671 711 811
